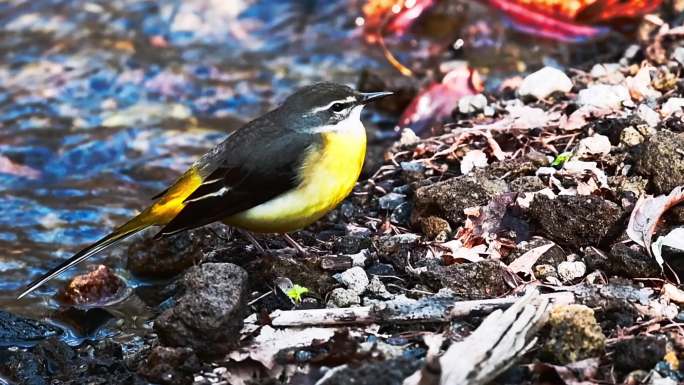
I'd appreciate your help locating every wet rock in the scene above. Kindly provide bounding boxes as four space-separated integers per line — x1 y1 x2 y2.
126 224 230 278
318 356 422 385
328 288 361 307
58 264 126 305
636 130 684 194
413 173 509 224
334 235 372 254
613 335 667 374
577 84 631 109
138 346 201 385
421 260 511 299
518 66 573 100
154 263 248 357
0 310 61 347
529 195 624 248
0 338 144 385
379 192 407 210
334 267 369 294
418 215 451 241
585 243 661 278
51 307 115 338
543 304 606 364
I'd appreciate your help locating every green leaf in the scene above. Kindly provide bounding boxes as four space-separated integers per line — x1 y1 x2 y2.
551 152 573 167
286 284 309 304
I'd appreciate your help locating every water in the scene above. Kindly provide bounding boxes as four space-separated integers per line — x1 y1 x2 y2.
0 0 398 320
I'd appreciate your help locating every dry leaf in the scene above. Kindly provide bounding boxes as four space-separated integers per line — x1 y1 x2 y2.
627 186 684 266
508 243 555 277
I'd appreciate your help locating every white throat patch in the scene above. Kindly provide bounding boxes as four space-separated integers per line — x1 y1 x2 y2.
311 105 365 134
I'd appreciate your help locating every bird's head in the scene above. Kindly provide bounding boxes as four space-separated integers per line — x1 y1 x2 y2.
279 82 392 133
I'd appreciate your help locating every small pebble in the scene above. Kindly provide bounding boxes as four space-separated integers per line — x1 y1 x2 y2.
661 98 684 116
557 261 587 283
576 134 611 159
458 93 487 114
577 84 631 109
333 266 369 294
365 275 393 300
518 66 573 100
379 192 407 210
637 104 660 127
620 127 645 147
673 47 684 67
328 288 361 307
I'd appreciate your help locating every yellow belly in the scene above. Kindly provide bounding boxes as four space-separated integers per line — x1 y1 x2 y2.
224 128 366 233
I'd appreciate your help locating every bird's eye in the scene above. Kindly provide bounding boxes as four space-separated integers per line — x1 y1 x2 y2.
331 103 345 112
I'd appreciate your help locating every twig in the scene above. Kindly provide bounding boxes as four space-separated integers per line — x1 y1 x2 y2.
244 291 574 327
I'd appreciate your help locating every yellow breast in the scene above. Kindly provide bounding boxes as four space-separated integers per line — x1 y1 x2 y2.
225 122 366 233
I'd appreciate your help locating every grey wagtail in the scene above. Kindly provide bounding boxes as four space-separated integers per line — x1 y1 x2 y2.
18 82 392 299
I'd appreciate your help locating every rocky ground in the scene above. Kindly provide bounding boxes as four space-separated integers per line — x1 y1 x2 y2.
7 6 684 385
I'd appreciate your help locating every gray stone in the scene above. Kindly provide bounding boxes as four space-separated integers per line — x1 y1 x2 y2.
379 192 407 210
333 266 369 294
154 263 248 357
328 288 361 307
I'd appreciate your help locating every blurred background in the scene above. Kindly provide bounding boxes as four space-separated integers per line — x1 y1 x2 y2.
0 0 674 325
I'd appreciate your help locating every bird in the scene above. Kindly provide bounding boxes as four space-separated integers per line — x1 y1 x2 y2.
18 82 393 299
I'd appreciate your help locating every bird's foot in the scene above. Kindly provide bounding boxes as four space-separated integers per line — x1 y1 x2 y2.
237 229 268 255
281 233 308 256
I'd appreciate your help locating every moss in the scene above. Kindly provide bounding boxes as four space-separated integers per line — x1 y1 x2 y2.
543 304 606 364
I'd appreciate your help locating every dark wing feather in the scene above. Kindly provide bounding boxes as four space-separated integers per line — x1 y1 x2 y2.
155 116 316 237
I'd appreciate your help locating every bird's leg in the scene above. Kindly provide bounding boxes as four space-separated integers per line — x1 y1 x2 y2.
281 233 307 255
237 229 267 254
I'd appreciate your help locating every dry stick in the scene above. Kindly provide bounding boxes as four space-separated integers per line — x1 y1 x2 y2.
247 291 575 327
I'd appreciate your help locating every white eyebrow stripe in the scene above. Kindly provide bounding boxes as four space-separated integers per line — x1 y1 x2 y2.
309 96 356 113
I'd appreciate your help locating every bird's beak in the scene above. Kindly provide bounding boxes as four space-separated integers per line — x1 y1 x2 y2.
359 91 394 104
